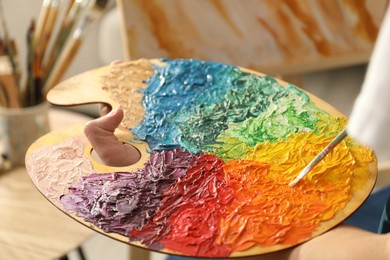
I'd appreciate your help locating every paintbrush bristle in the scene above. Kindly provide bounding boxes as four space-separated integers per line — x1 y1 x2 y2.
94 0 109 9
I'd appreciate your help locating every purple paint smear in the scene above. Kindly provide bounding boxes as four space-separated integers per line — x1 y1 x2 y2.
60 148 197 236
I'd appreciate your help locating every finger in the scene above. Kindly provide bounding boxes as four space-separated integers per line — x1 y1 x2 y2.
110 60 123 65
84 107 140 166
99 104 112 116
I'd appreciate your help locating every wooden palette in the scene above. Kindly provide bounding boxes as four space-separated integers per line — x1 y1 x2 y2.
26 59 377 258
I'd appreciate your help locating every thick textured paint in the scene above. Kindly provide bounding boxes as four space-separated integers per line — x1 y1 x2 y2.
130 154 233 257
58 59 376 257
216 132 373 252
61 148 196 235
133 59 327 153
26 136 93 202
217 85 325 147
101 59 155 127
133 59 242 151
179 77 307 152
214 114 345 162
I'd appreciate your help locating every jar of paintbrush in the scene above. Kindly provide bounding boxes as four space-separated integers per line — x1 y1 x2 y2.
0 39 50 168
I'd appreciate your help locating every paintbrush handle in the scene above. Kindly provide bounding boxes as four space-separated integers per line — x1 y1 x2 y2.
36 0 59 57
34 0 52 47
44 36 82 93
0 55 20 108
0 83 7 107
289 128 348 186
0 75 21 108
306 128 348 169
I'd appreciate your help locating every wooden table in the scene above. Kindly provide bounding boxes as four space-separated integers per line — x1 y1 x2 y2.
0 108 94 260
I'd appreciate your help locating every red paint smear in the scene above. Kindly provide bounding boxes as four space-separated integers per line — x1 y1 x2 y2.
130 154 234 257
130 155 351 257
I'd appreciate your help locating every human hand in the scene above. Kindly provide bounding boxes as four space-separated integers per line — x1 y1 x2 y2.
84 106 140 167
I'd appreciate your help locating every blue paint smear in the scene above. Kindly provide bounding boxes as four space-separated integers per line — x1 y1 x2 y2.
133 59 242 150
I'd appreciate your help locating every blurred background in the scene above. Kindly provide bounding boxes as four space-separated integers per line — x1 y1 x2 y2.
1 0 389 259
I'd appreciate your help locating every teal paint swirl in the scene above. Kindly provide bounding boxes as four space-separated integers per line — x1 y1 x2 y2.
180 75 288 152
133 59 242 151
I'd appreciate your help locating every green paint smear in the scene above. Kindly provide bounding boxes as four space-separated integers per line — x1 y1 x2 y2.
180 75 290 153
221 85 326 146
212 92 347 162
180 73 338 154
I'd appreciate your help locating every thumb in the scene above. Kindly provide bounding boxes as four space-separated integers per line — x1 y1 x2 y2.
84 107 140 166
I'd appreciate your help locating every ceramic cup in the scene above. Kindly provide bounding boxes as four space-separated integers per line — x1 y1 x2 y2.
0 102 50 166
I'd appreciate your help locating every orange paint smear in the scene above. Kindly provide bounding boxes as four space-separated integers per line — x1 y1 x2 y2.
215 131 374 252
